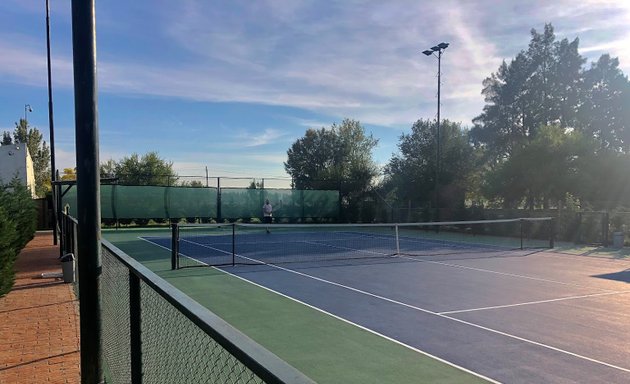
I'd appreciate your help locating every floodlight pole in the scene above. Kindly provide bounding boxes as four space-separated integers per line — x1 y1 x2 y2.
422 42 449 220
46 0 58 245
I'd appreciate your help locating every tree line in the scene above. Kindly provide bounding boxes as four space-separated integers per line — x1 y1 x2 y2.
17 23 628 223
285 24 630 220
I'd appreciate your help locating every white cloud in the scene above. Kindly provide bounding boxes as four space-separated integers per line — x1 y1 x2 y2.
2 0 629 133
236 128 287 147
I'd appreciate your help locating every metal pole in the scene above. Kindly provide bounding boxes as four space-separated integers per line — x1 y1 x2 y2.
171 223 179 270
129 272 142 384
436 49 441 221
71 0 103 382
217 177 222 222
46 0 58 245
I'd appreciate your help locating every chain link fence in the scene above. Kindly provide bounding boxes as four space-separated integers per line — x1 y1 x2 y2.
61 212 314 383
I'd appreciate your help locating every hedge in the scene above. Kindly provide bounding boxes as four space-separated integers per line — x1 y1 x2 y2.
0 179 37 297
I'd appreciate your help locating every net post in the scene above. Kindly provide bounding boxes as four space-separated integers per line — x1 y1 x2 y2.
549 218 555 249
171 222 179 270
232 223 236 266
602 211 609 247
520 219 524 250
395 224 400 255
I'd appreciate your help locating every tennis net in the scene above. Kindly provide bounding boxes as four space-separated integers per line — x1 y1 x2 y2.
168 217 554 269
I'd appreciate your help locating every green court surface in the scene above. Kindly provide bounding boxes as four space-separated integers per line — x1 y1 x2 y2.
103 228 489 383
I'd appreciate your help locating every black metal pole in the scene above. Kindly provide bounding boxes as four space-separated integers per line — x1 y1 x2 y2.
171 223 179 270
129 272 142 384
436 50 441 221
46 0 58 245
232 223 236 266
217 177 222 222
71 0 103 382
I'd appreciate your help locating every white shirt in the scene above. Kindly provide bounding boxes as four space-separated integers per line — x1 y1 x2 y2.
263 203 273 217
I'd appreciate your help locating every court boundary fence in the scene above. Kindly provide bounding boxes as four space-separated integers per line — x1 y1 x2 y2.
60 212 314 384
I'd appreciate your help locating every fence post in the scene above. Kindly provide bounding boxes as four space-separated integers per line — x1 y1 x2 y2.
171 223 179 270
129 272 142 384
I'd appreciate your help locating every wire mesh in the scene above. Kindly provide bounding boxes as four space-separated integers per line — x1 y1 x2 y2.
138 279 266 384
102 246 132 383
100 240 313 384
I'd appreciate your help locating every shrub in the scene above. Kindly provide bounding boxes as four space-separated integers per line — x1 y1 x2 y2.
0 179 37 250
0 206 19 296
0 179 37 296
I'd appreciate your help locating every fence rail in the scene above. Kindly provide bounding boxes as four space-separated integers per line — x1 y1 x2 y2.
60 212 314 384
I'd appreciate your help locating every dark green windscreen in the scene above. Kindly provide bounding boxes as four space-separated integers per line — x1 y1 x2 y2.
61 185 337 220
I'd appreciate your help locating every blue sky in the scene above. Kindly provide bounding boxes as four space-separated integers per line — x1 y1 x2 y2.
1 1 629 188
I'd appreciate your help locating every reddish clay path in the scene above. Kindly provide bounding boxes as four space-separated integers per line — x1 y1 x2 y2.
0 232 80 384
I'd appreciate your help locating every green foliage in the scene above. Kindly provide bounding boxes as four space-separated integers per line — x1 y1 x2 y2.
0 206 18 296
284 119 379 220
578 54 630 153
383 119 479 210
483 125 586 208
471 24 586 162
101 152 178 186
12 119 51 197
469 22 630 210
0 178 37 297
0 178 37 250
1 131 12 145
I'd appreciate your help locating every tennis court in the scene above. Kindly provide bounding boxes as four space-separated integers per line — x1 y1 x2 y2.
110 219 630 383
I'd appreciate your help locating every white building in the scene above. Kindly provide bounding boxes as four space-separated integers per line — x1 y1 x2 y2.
0 143 37 198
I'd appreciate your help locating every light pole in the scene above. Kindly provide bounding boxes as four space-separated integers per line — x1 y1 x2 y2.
422 42 449 220
46 0 58 245
24 104 33 124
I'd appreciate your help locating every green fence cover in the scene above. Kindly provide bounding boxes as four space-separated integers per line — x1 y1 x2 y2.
61 185 337 220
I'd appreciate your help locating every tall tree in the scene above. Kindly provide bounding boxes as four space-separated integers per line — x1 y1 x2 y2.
483 124 586 208
384 119 478 210
471 24 585 163
285 119 379 219
1 131 11 145
13 119 51 197
578 54 630 153
101 152 177 186
61 168 77 181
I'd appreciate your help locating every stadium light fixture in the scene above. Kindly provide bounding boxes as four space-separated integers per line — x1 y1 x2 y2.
24 104 33 123
422 42 449 219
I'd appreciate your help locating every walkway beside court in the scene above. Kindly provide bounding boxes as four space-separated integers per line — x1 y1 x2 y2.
0 231 80 384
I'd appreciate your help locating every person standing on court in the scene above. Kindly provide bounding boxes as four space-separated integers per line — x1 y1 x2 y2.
262 198 273 233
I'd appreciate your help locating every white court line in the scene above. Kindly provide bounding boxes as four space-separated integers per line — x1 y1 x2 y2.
398 255 619 293
439 290 630 315
141 236 630 374
256 261 630 374
137 236 499 382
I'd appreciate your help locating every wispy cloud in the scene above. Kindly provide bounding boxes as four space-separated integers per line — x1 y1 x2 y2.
2 0 629 132
236 128 287 147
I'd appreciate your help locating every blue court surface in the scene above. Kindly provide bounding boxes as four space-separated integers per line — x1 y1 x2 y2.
142 229 630 383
